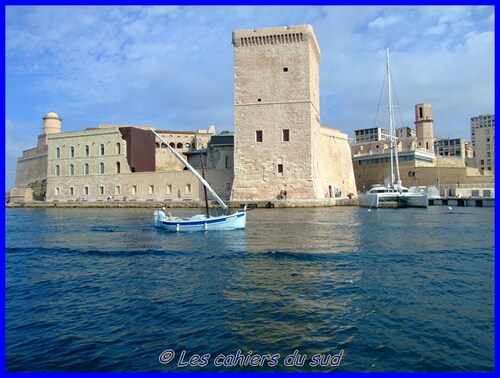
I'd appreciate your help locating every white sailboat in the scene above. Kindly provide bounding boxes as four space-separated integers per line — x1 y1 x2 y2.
358 48 428 209
151 129 247 231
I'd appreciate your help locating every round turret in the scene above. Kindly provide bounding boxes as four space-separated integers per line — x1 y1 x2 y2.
43 112 62 134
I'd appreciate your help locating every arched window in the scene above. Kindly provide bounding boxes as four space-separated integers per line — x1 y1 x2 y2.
177 142 183 149
70 146 75 158
169 142 175 148
155 142 160 148
116 143 121 155
56 147 60 158
100 144 105 156
116 162 121 174
55 165 60 176
100 162 105 174
161 143 167 148
84 163 89 175
69 164 74 176
85 145 90 157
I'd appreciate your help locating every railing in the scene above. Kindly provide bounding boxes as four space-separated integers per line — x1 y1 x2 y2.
444 183 494 189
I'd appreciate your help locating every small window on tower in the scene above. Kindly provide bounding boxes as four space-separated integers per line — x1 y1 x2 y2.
256 130 263 143
283 129 290 142
278 164 283 174
283 67 288 72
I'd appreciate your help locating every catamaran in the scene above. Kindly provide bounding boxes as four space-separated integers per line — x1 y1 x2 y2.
358 48 428 209
151 129 247 231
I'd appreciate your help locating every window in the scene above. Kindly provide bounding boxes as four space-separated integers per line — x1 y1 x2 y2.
84 186 89 196
278 164 283 174
100 162 105 174
169 142 175 148
69 164 74 176
177 142 183 149
85 145 90 157
70 146 75 158
56 147 61 158
256 130 263 143
166 184 172 194
225 155 229 169
283 129 290 142
115 186 121 195
55 187 60 196
116 143 121 155
55 165 60 176
116 162 121 174
149 185 155 194
99 186 105 195
419 107 423 118
185 184 192 194
100 144 105 156
69 187 74 196
84 163 89 175
132 185 137 195
283 67 288 72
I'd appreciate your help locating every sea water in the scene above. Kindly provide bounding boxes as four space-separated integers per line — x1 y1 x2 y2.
5 206 494 372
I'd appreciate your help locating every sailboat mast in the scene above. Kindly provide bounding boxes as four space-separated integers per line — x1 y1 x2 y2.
149 128 229 212
385 47 394 188
200 150 210 218
386 47 401 189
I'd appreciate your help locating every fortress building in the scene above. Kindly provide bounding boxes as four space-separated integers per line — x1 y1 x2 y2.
9 24 357 205
230 25 356 200
10 112 62 202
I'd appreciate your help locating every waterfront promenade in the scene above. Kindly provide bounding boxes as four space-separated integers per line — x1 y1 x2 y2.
5 197 358 209
6 196 493 209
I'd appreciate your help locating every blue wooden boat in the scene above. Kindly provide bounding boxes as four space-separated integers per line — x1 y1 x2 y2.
154 208 246 232
150 129 247 232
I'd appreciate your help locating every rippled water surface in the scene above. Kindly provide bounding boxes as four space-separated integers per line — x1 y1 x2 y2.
5 206 494 372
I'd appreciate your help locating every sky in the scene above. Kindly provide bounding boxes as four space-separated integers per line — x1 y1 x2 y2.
4 5 495 191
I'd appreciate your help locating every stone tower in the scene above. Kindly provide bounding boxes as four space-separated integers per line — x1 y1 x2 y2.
230 25 322 200
43 111 62 134
414 103 435 153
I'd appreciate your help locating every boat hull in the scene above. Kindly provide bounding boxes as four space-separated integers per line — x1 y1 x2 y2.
154 210 246 232
358 193 428 208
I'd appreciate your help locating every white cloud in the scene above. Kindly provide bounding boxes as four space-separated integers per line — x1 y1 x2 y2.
426 23 447 35
368 14 402 29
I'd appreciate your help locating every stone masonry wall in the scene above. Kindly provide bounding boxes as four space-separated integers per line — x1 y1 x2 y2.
231 25 321 201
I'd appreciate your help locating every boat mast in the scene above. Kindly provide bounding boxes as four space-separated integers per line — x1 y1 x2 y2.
386 47 401 190
149 128 229 212
200 150 210 218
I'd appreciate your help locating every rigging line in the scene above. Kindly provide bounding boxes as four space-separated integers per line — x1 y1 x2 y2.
373 68 388 129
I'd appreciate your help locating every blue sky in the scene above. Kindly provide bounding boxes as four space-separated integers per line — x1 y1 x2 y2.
5 5 495 191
